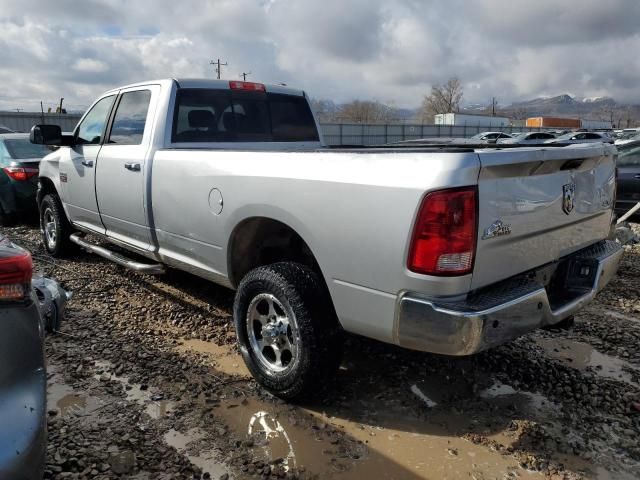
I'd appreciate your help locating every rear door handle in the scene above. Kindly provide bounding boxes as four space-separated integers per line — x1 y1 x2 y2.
124 162 141 172
635 174 640 179
81 160 94 167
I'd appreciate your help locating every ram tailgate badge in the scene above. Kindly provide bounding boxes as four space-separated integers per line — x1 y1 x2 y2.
482 219 512 240
563 182 576 214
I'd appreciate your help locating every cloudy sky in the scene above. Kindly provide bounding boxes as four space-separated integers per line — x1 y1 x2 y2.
1 0 639 112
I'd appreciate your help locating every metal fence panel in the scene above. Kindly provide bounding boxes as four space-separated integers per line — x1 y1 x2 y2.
0 112 82 133
318 123 551 146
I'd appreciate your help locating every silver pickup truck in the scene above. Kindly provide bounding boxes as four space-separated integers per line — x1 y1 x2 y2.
31 78 622 399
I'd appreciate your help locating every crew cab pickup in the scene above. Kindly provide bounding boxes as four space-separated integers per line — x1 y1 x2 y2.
31 79 622 399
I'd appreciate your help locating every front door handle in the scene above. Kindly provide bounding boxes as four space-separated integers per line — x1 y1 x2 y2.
81 160 94 167
124 162 141 172
635 174 640 179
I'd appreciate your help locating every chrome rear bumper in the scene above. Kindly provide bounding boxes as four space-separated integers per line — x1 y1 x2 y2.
395 240 623 356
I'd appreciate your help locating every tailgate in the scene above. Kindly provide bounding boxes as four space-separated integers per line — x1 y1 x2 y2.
472 144 616 290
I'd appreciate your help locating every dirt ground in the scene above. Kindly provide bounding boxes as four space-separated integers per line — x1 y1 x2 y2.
5 223 640 480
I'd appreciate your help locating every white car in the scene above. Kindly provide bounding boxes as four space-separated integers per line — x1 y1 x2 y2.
469 131 512 143
546 131 614 144
498 132 556 144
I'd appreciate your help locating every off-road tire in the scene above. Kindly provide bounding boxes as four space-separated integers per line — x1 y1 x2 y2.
40 193 74 256
233 262 343 400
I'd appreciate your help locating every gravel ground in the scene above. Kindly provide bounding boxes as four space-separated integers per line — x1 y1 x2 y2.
4 223 640 480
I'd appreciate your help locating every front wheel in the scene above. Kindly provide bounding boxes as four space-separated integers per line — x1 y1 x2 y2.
233 262 342 400
40 193 74 257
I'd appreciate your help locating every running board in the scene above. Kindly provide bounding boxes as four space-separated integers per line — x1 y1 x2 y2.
69 234 165 275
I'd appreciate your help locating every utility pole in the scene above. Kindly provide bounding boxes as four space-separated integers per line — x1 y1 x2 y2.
57 98 64 114
240 71 251 81
14 108 22 113
210 58 228 79
491 97 498 116
40 101 45 124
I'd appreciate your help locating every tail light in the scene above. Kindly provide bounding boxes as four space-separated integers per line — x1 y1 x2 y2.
3 166 39 181
229 81 266 92
408 186 478 276
0 242 32 302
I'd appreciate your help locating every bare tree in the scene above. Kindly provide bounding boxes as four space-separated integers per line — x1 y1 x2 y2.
336 100 395 124
417 77 464 123
512 106 528 121
310 99 339 122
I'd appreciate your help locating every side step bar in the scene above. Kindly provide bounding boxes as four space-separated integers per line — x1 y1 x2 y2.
70 234 165 275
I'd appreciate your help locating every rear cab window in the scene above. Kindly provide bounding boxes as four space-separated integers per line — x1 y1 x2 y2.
171 87 319 143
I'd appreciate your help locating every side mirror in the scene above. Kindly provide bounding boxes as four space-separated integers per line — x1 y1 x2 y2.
30 124 62 145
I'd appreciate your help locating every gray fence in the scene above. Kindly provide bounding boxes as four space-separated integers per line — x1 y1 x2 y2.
0 111 82 133
319 123 546 146
1 112 547 146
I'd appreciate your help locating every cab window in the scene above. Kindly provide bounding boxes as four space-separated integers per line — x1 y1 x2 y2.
108 90 152 145
76 95 116 145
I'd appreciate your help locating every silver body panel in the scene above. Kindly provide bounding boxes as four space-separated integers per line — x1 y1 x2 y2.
38 79 619 350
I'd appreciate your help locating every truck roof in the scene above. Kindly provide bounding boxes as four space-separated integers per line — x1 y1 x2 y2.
102 78 305 97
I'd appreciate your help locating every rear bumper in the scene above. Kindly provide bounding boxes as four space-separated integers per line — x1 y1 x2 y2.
395 240 623 356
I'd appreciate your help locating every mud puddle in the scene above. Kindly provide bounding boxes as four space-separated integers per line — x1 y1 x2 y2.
176 339 250 378
93 360 176 419
479 381 559 420
47 372 104 418
215 394 542 479
164 428 229 479
535 337 639 386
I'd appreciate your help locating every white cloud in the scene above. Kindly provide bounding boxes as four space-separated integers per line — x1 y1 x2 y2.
72 58 109 73
0 0 639 111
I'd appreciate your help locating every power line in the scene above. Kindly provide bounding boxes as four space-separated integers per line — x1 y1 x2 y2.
240 71 251 81
210 58 228 79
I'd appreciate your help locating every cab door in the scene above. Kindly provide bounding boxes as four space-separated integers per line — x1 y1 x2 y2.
95 85 159 251
61 94 116 232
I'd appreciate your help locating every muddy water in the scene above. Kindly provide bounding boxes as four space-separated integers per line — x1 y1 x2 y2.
174 339 541 479
164 428 228 479
93 360 176 420
215 394 540 479
535 337 639 386
47 372 103 417
176 339 251 378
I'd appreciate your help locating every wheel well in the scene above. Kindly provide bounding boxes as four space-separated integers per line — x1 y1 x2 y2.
228 217 322 288
37 177 57 205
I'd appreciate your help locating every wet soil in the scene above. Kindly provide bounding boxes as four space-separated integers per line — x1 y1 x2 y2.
4 223 640 479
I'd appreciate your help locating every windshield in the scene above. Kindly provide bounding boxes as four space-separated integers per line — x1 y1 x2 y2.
617 144 640 166
4 139 50 159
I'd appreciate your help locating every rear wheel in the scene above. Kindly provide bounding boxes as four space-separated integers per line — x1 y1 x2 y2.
233 262 342 400
40 193 74 256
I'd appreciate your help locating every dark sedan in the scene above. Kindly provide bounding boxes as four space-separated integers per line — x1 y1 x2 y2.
0 235 46 480
616 140 640 221
0 134 51 225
